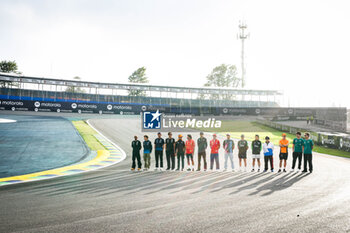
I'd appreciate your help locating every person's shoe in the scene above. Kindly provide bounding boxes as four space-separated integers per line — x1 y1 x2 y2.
257 168 260 172
290 169 294 172
196 169 200 171
137 168 141 171
263 169 267 172
131 168 135 171
166 168 170 171
181 168 184 171
159 168 163 171
283 169 287 172
204 169 207 171
143 168 148 171
302 170 307 173
192 168 195 171
223 169 227 172
187 168 191 171
154 168 158 171
251 169 255 172
271 169 274 172
176 168 180 171
309 170 313 173
278 169 281 173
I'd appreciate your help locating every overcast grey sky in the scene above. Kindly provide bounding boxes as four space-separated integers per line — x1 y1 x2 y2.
1 0 350 107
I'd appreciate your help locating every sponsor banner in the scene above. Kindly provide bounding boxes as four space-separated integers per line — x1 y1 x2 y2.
317 133 350 151
0 100 24 107
272 116 309 121
338 136 350 151
219 107 316 117
319 134 338 148
0 98 142 114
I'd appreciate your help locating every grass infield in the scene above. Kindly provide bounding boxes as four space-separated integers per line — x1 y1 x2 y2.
72 120 106 151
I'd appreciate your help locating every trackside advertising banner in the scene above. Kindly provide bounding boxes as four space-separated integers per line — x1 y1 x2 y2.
0 96 346 119
0 99 141 114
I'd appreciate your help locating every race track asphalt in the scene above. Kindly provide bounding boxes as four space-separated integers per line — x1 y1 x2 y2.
1 117 350 233
0 114 89 178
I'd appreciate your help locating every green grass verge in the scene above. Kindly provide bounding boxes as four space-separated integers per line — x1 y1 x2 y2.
72 120 105 151
204 120 350 158
312 147 350 158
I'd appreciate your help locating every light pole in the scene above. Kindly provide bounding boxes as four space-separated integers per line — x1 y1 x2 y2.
238 21 249 88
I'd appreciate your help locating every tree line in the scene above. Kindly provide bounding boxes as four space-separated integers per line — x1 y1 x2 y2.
127 65 241 100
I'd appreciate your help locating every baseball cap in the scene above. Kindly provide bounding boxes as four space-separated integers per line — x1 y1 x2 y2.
282 133 287 136
179 134 183 138
213 134 217 137
226 133 230 136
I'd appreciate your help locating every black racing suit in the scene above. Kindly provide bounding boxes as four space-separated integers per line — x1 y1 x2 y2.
165 138 176 170
154 138 165 168
175 140 186 170
131 139 142 169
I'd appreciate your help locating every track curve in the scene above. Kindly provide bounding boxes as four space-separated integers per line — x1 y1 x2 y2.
0 117 350 233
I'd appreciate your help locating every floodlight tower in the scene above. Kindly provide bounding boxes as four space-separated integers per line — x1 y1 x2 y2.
238 21 249 88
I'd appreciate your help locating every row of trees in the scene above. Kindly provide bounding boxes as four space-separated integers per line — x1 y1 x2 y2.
0 60 242 100
128 64 241 100
201 64 240 100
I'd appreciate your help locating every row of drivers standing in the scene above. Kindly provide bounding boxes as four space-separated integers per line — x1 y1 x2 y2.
131 131 314 173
